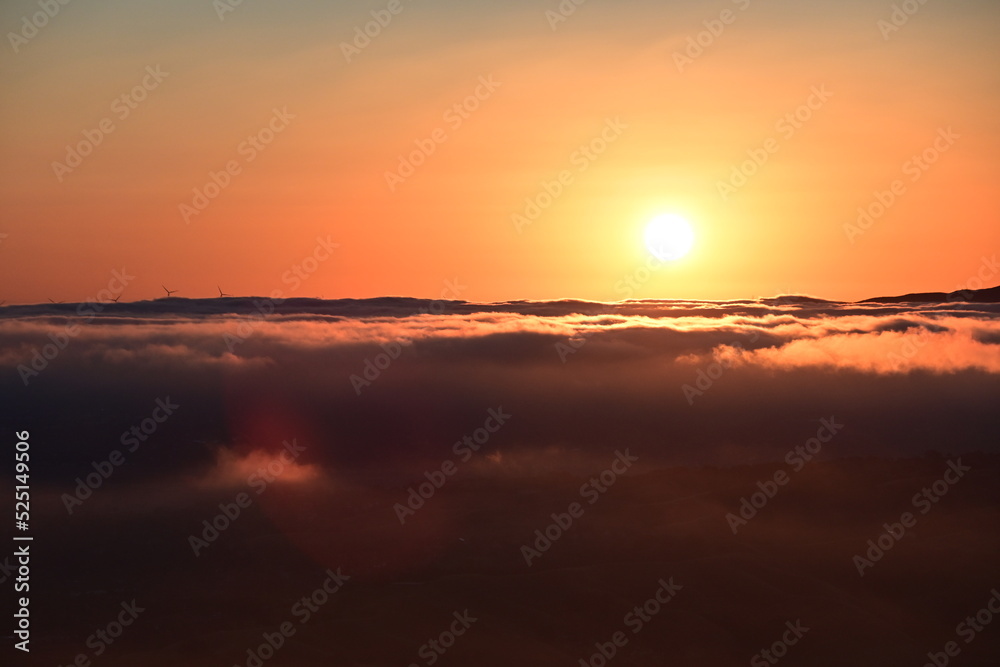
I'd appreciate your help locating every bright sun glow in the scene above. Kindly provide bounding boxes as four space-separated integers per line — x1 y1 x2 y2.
644 214 695 261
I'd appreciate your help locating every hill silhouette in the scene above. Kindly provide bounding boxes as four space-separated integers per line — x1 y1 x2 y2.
860 284 1000 304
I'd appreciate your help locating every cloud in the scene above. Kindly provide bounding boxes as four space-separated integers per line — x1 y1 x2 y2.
194 445 321 490
1 297 998 487
6 297 998 662
718 328 1000 374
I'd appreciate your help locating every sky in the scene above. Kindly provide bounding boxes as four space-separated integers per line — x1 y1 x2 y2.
1 0 998 304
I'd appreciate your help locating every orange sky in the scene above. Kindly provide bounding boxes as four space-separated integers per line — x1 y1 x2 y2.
1 0 998 304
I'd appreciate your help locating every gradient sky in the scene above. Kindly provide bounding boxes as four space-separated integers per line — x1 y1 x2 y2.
1 0 998 304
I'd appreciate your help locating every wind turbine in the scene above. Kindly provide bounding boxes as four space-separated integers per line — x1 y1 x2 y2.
47 298 63 304
217 286 232 298
110 294 121 303
162 285 178 298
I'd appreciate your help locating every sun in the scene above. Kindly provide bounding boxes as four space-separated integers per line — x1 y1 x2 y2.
644 214 695 261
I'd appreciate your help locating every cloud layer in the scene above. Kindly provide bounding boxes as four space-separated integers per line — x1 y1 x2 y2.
2 296 998 484
3 297 998 665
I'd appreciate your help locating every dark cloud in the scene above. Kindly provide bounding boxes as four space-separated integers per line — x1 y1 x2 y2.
3 297 998 665
2 298 998 482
